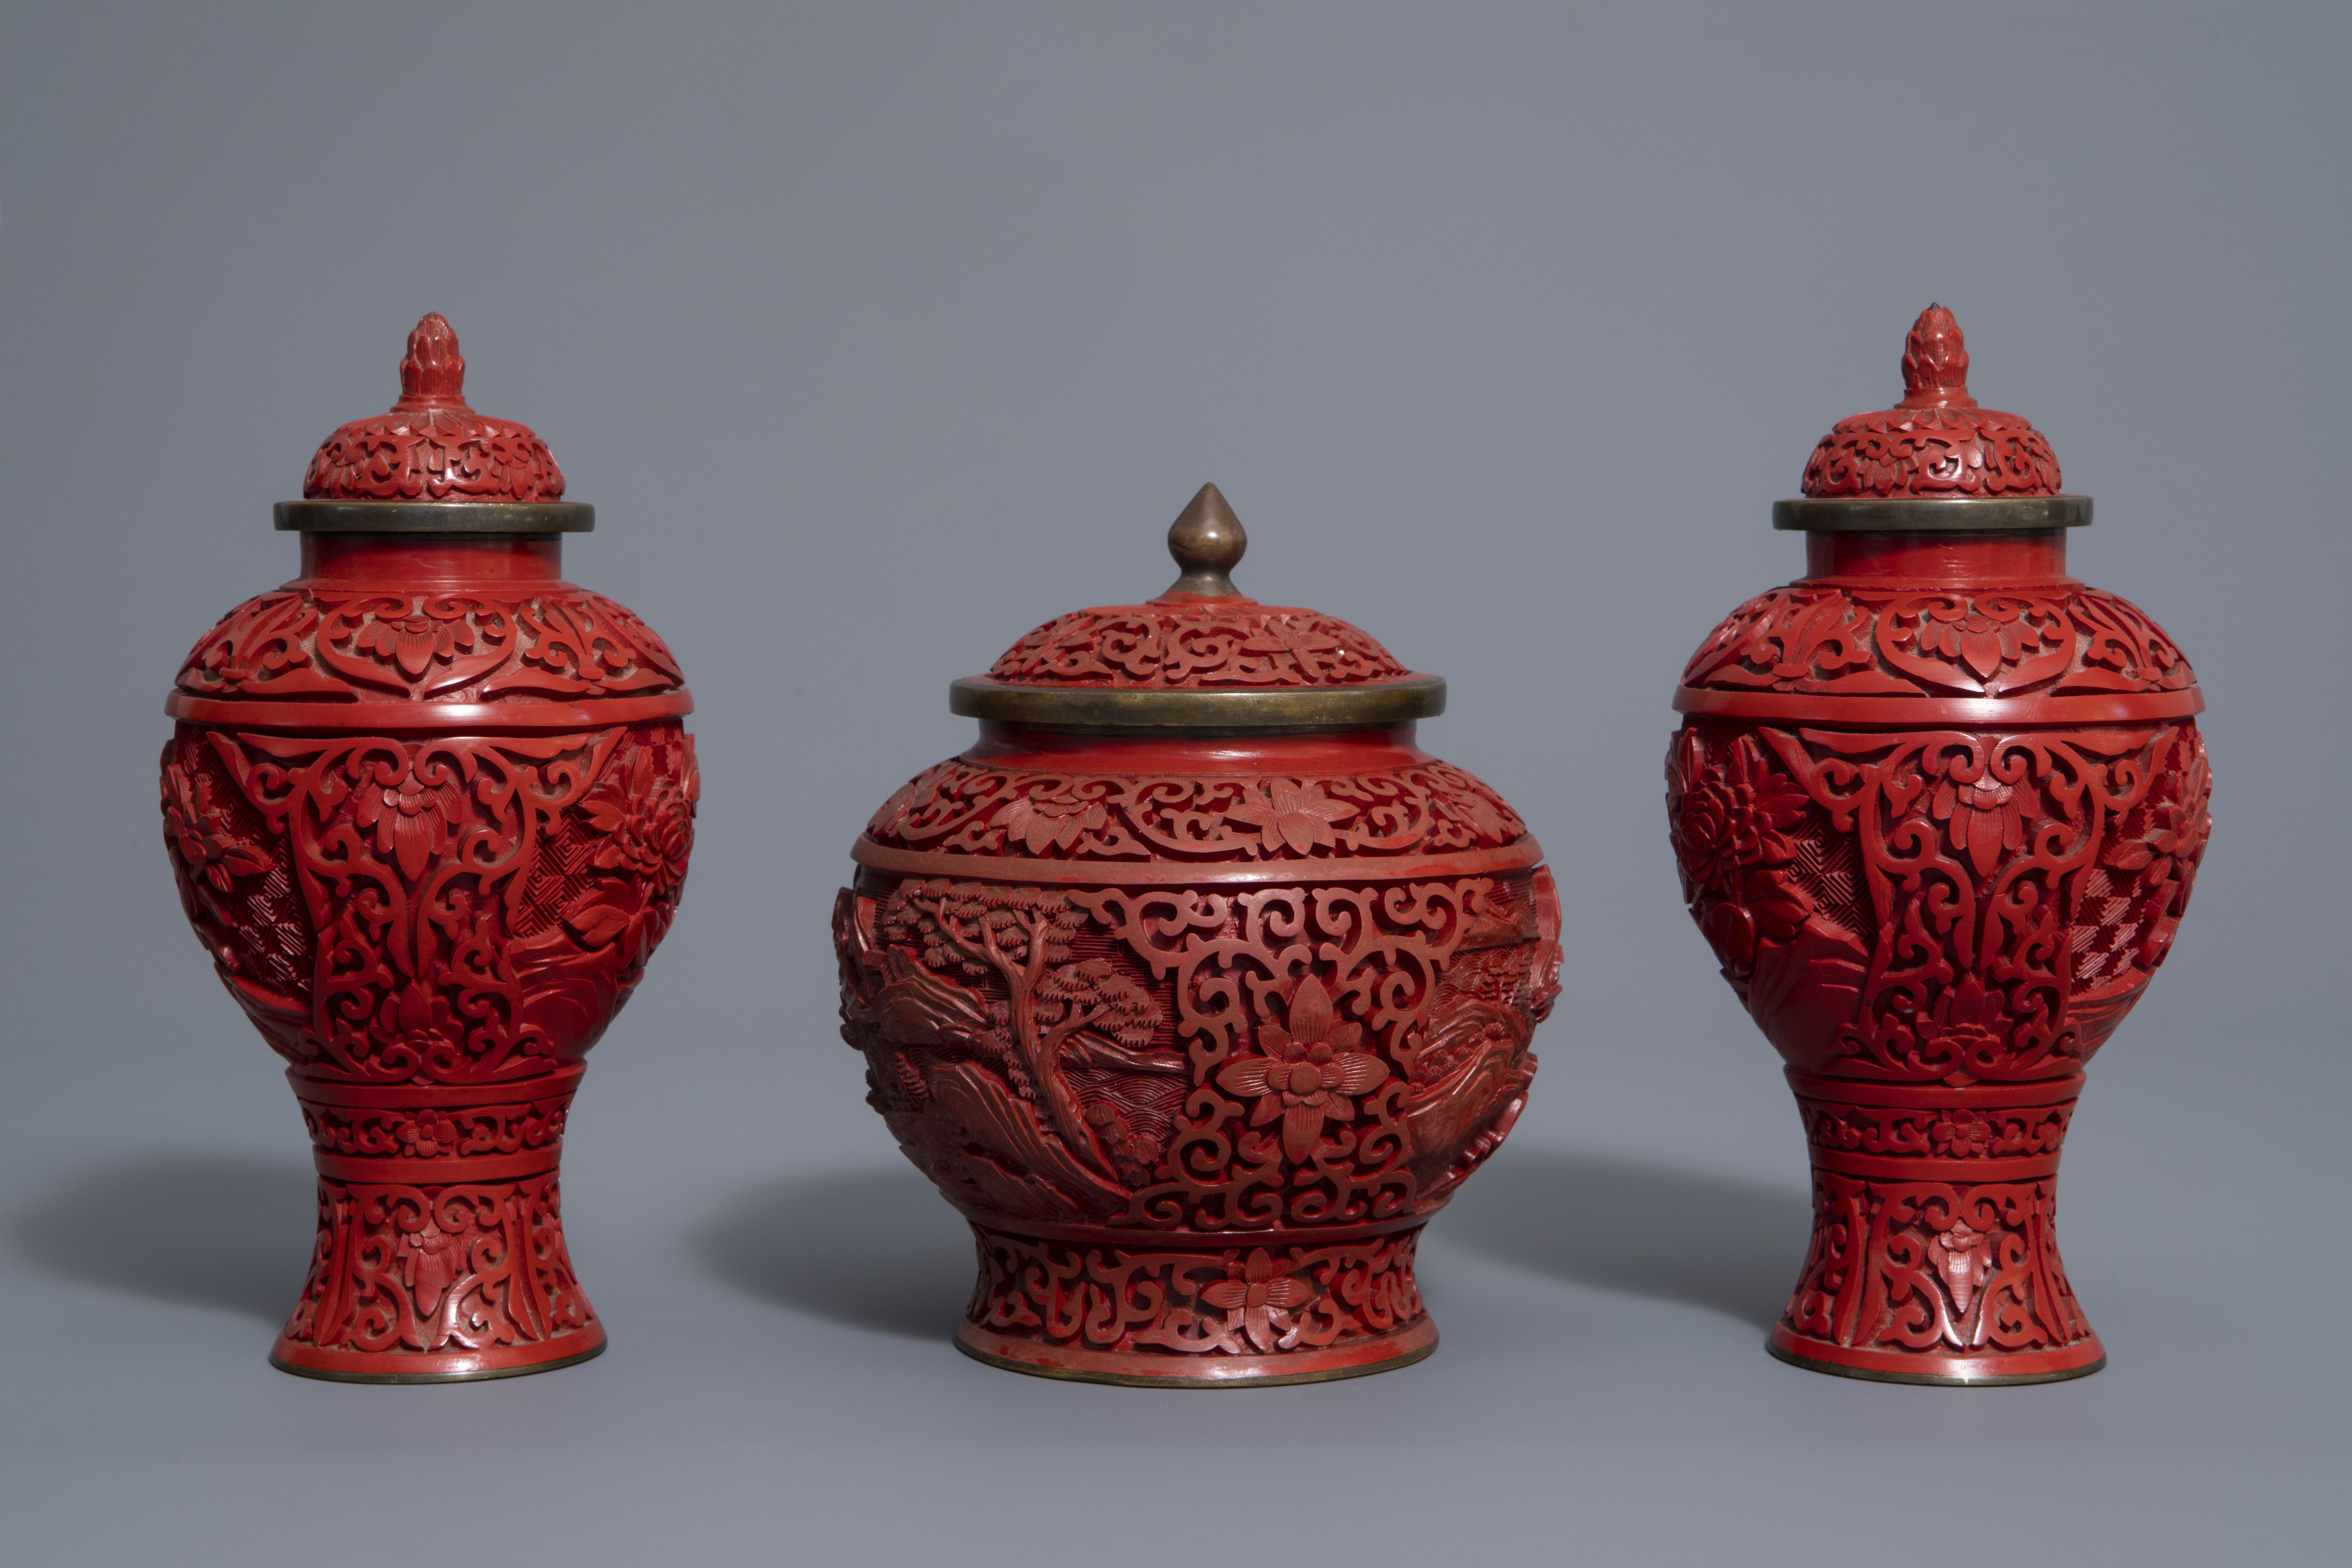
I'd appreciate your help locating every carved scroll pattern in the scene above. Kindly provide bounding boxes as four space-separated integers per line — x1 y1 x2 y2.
835 868 1561 1234
989 604 1409 688
1666 720 2210 1083
866 758 1526 862
1680 582 2194 699
176 588 685 703
280 1175 595 1356
968 1226 1423 1358
161 722 696 1085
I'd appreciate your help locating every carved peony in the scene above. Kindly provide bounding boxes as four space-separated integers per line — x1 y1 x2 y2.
1668 733 1811 894
1215 976 1388 1162
581 740 698 888
162 760 269 892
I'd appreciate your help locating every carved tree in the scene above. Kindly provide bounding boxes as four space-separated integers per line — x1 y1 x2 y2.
879 879 1163 1182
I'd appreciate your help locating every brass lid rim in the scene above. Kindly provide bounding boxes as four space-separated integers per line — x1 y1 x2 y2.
275 500 595 534
1773 495 2091 533
949 674 1446 732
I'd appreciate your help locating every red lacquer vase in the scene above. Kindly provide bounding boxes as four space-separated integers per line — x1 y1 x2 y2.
835 486 1561 1385
1666 307 2211 1383
161 315 697 1381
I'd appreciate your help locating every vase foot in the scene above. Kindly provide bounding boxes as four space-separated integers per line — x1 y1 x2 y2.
955 1316 1435 1387
957 1219 1434 1387
1768 1325 2106 1386
269 1325 607 1384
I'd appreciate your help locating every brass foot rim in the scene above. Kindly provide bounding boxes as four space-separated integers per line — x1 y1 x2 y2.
953 1334 1437 1389
268 1338 607 1385
1766 1340 2107 1387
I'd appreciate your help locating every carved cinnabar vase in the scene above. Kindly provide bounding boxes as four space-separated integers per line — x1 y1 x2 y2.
161 315 696 1381
1667 307 2210 1384
835 485 1560 1386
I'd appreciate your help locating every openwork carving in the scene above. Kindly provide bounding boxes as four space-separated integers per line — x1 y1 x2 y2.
989 602 1410 688
966 1224 1424 1360
1667 720 2209 1083
162 723 697 1083
866 757 1526 862
1680 582 2193 699
836 866 1559 1239
177 588 685 703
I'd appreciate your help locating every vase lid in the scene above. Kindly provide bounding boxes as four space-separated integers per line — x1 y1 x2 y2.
1774 305 2091 534
950 483 1446 733
274 313 593 535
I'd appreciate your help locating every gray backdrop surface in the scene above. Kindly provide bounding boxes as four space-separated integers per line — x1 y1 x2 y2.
2 3 2345 1563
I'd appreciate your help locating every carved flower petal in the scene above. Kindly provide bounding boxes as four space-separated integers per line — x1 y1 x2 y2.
1217 1058 1273 1098
1329 1052 1387 1096
1281 1102 1323 1163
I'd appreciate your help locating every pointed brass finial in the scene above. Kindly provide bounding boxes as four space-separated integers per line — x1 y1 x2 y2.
1162 482 1247 597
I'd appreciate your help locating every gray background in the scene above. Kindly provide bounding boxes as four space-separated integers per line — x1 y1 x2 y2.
2 3 2345 1562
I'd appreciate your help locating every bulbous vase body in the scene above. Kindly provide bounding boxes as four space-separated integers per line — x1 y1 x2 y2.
835 487 1560 1385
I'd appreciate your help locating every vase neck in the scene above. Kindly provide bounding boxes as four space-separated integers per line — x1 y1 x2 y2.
1803 530 2072 587
295 534 570 589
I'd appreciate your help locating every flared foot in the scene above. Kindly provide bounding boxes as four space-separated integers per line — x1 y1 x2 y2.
1776 1073 2104 1384
1768 1325 2105 1386
959 1219 1433 1387
271 1325 607 1384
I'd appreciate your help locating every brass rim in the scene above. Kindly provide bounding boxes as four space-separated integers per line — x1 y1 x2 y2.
268 1338 606 1385
948 675 1446 733
954 1335 1436 1388
275 500 595 534
1772 495 2090 533
1765 1340 2106 1387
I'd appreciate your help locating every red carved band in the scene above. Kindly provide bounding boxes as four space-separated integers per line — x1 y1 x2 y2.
296 1068 577 1184
969 1209 1430 1247
1673 686 2203 725
958 1221 1430 1381
313 1149 560 1183
292 1062 584 1106
274 1173 597 1372
166 692 695 729
851 835 1544 886
1778 1170 2096 1377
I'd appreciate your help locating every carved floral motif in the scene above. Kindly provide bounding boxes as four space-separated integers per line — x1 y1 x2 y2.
967 1224 1423 1359
280 1175 595 1357
1783 1175 2091 1357
988 603 1409 688
836 868 1560 1234
177 589 684 704
1680 582 2194 699
866 758 1525 862
300 1097 573 1162
162 723 697 1084
1667 721 2210 1083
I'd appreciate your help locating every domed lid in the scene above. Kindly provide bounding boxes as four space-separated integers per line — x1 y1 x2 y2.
274 313 593 534
950 483 1446 732
1774 305 2090 533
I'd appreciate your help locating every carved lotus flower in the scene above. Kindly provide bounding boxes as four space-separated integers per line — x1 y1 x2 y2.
994 790 1110 855
1224 780 1355 856
1902 599 2055 682
1215 975 1388 1162
162 761 269 892
1930 761 2037 879
374 980 458 1067
1199 1248 1312 1352
357 607 479 680
1911 973 2013 1079
355 765 463 882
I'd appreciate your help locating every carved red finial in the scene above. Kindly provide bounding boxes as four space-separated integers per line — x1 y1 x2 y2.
1898 303 1977 410
396 313 470 409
